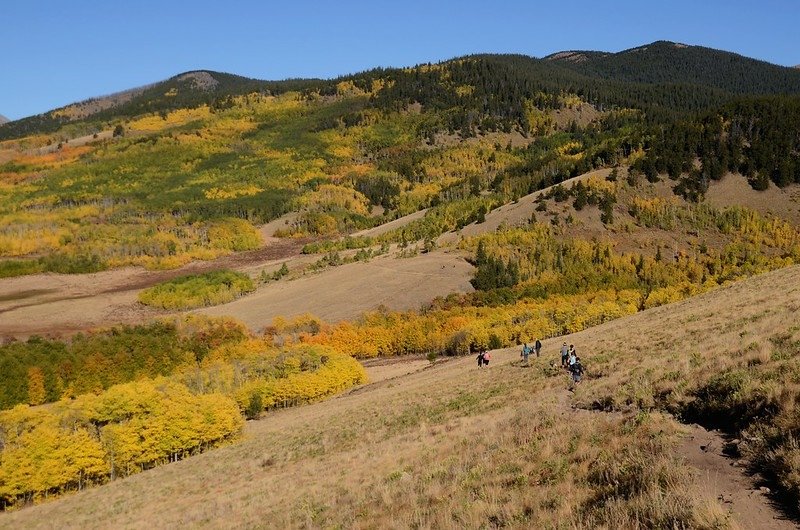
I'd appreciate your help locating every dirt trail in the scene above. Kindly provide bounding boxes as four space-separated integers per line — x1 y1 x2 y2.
680 426 796 529
552 385 796 529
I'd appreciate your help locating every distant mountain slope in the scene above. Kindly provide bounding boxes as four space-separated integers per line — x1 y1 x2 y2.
49 82 157 121
0 70 325 140
545 40 800 95
0 114 9 125
5 40 800 143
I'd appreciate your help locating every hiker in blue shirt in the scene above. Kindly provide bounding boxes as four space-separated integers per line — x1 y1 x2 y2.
521 343 530 365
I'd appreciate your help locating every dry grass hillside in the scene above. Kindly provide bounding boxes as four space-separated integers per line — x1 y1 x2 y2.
3 265 798 529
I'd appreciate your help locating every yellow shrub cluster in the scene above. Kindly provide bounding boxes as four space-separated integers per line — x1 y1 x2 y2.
0 379 242 508
233 347 366 410
298 184 371 216
300 290 640 358
203 184 264 200
127 107 212 132
0 317 370 508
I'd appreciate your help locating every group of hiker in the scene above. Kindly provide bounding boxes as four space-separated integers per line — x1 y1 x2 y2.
477 338 585 386
559 341 584 385
476 350 492 367
520 339 542 363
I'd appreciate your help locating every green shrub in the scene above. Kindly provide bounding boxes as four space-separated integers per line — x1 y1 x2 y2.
138 270 255 310
245 391 263 420
0 259 43 278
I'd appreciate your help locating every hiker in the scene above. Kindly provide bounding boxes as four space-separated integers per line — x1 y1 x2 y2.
568 345 577 368
477 350 485 368
483 350 492 366
534 338 542 358
521 343 530 365
569 356 584 386
560 342 569 368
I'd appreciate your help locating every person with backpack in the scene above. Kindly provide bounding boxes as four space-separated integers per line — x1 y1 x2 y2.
534 338 542 358
477 349 485 368
569 356 584 386
568 345 577 368
560 342 569 368
521 343 530 365
482 350 492 366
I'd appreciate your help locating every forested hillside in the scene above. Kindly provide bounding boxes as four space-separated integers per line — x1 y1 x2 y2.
2 41 799 279
634 96 800 198
546 40 800 95
0 71 325 140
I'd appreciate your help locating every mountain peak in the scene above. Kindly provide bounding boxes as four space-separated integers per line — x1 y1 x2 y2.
172 70 220 90
543 40 800 96
620 40 690 52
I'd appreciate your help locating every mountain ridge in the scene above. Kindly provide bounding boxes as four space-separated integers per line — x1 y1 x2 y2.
0 69 293 139
3 40 800 141
544 40 800 94
0 114 9 125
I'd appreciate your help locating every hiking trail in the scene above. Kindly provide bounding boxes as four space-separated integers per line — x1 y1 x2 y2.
553 384 797 529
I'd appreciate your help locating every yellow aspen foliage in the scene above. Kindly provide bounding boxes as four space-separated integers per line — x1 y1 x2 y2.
300 289 643 359
298 184 371 216
0 320 371 507
127 106 212 132
26 368 46 406
0 378 243 507
0 405 106 507
207 218 262 251
233 347 366 411
203 184 264 200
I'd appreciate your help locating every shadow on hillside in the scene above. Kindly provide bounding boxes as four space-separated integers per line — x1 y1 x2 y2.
678 407 800 527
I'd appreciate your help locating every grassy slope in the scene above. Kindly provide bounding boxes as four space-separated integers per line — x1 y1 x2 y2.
3 265 797 529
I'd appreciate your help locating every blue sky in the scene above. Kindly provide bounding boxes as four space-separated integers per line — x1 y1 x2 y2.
2 0 798 120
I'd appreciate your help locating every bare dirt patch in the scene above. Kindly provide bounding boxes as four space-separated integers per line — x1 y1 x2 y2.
198 250 474 329
550 102 602 130
351 208 428 238
0 237 306 339
706 173 800 225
